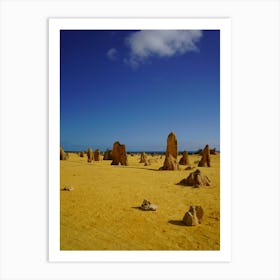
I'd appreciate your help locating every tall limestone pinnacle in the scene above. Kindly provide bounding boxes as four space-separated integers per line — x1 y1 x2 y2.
160 131 180 170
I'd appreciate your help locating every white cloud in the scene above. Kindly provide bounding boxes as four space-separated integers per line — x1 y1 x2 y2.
125 30 202 68
107 48 118 60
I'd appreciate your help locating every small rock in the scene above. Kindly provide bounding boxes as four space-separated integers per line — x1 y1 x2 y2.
63 186 74 191
183 206 204 226
140 199 159 211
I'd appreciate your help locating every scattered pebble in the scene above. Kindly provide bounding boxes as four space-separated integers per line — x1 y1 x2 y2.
63 186 74 191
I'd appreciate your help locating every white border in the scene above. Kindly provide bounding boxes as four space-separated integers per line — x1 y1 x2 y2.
49 18 231 262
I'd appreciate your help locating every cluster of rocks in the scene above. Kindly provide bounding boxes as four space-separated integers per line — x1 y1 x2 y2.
158 132 215 170
137 199 204 226
86 147 102 163
60 132 218 227
61 131 217 168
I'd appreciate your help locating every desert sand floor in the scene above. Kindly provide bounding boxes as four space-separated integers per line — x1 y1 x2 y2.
60 153 220 250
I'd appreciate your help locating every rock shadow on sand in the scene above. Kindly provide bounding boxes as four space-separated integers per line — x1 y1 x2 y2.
131 206 157 211
168 220 186 226
123 166 160 172
131 206 142 210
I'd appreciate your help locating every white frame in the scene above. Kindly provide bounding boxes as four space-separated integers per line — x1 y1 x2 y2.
49 18 231 262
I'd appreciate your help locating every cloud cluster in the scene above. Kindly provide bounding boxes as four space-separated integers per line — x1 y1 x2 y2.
106 30 202 69
125 30 202 68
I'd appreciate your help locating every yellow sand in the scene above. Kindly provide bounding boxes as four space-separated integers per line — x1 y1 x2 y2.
60 153 220 250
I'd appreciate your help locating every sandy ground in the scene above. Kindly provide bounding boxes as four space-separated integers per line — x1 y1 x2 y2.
60 153 220 250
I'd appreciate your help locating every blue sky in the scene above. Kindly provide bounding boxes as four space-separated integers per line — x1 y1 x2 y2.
60 30 220 152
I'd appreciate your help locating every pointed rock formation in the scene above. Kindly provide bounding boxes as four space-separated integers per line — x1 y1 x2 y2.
166 132 178 158
160 132 180 170
111 141 128 166
139 152 147 163
178 169 211 187
198 144 211 167
94 149 101 161
87 147 93 163
183 206 204 226
179 151 190 165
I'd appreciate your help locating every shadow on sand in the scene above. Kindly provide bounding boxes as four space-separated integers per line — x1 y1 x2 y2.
122 166 160 172
131 206 142 210
168 220 186 226
175 181 200 188
131 206 156 211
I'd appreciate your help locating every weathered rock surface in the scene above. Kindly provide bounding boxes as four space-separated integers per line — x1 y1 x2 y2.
178 169 210 187
111 141 128 166
183 206 204 226
198 144 211 167
179 151 190 165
